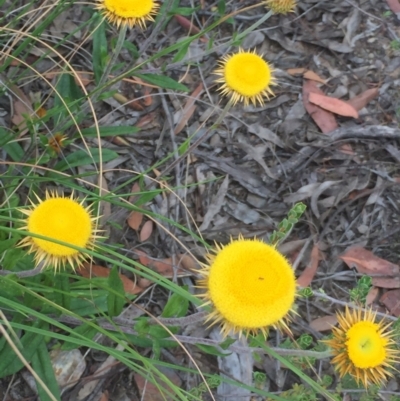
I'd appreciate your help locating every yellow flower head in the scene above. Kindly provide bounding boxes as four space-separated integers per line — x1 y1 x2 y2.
197 236 296 338
265 0 297 14
19 191 98 271
214 49 276 107
96 0 159 29
325 307 399 387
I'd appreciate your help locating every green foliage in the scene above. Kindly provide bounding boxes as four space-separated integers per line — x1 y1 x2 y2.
270 202 306 245
349 275 372 304
189 375 222 398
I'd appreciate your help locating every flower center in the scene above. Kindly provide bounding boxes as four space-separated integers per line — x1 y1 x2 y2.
208 240 295 328
224 53 271 97
346 321 387 368
104 0 154 18
28 197 92 257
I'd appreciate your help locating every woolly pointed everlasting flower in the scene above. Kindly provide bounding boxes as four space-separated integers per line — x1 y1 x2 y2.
264 0 297 14
197 236 296 338
214 48 276 106
325 307 399 387
19 191 99 271
96 0 159 29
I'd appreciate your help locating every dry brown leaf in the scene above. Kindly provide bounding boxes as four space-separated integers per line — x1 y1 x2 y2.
308 92 359 118
365 286 380 305
174 83 203 135
128 182 141 203
371 276 400 289
386 0 400 13
380 289 400 316
297 244 320 288
302 79 338 134
339 246 400 276
174 14 201 35
135 250 189 278
127 211 143 231
77 263 145 294
347 88 379 111
309 315 338 332
287 67 307 75
303 70 327 84
140 220 153 242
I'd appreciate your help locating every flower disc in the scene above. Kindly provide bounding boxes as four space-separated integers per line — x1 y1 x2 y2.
198 237 296 337
265 0 297 14
97 0 159 28
19 192 97 270
214 49 275 106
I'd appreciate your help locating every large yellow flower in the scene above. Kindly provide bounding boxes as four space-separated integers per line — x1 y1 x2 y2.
197 237 296 338
325 307 399 387
214 49 276 107
96 0 159 29
264 0 297 14
19 192 98 271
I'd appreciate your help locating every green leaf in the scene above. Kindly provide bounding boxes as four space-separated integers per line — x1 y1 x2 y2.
169 7 198 16
134 73 189 92
0 320 47 378
79 125 139 138
54 148 118 171
123 41 139 58
54 274 71 310
69 295 108 316
92 17 108 83
173 40 191 63
31 340 61 401
107 266 125 317
161 289 189 318
53 72 84 124
62 323 99 350
3 141 24 162
195 343 231 357
219 337 236 350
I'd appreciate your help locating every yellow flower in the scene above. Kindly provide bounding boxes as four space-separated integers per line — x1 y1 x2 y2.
197 237 296 338
214 49 276 106
96 0 159 29
325 307 399 387
264 0 297 14
19 191 98 271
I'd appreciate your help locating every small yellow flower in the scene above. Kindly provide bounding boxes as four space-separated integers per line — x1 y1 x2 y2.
96 0 159 29
19 191 98 271
214 49 276 106
325 307 399 387
197 236 296 338
265 0 297 14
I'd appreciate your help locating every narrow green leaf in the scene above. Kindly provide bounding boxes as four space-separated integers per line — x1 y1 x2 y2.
161 289 189 318
107 266 125 317
54 274 71 310
0 321 47 378
134 73 189 92
79 125 139 138
173 41 191 63
3 141 24 162
31 340 61 401
195 343 231 357
54 148 118 171
61 323 98 350
92 17 108 83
